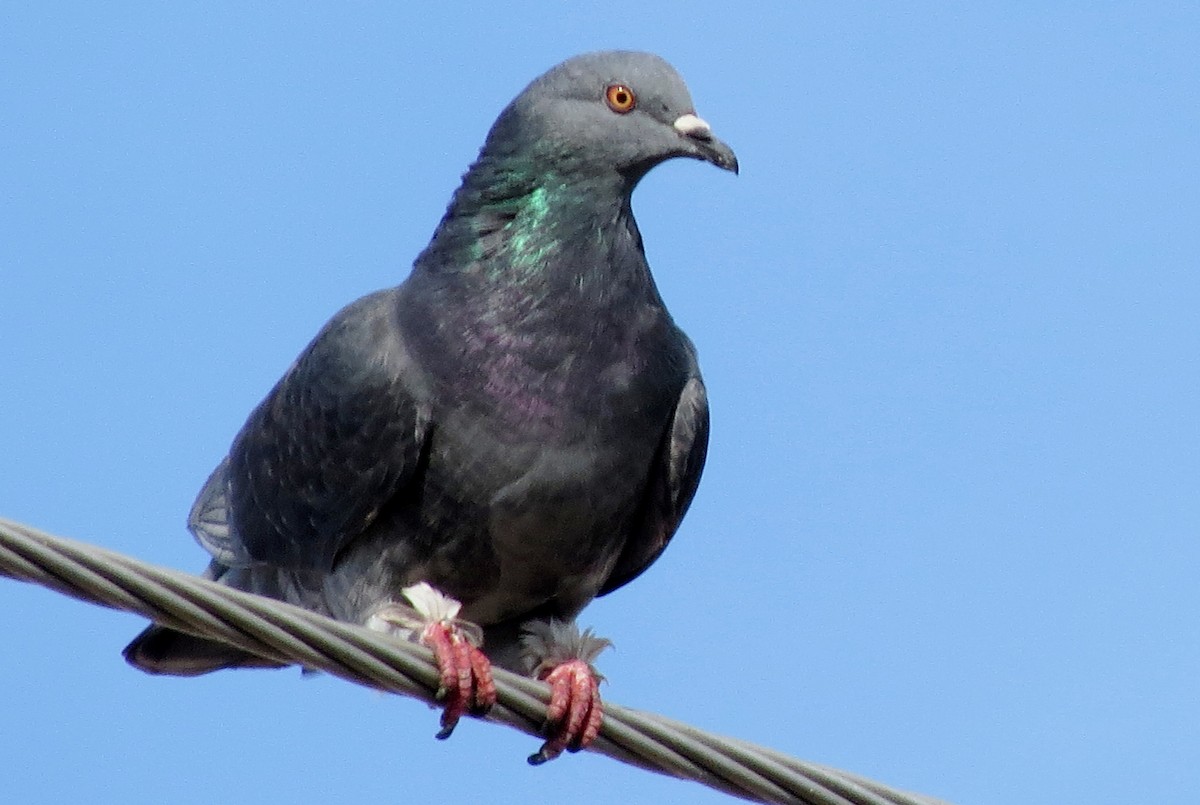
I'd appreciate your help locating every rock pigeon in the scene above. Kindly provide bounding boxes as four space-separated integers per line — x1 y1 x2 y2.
123 50 737 763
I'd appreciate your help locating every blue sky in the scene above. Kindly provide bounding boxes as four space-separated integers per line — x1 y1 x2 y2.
2 4 1198 804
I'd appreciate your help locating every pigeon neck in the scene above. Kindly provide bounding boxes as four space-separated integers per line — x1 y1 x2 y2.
419 160 645 294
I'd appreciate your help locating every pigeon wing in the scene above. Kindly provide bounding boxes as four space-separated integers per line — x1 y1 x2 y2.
599 373 709 596
193 288 431 572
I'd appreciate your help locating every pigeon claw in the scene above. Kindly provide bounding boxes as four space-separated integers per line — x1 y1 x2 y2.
420 620 496 740
527 659 603 765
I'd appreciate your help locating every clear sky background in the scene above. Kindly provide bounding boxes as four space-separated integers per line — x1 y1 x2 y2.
2 4 1197 804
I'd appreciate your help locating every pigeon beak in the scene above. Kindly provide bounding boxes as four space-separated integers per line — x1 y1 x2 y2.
673 113 739 174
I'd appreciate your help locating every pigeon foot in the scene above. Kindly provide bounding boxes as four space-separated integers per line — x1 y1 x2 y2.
367 583 496 740
521 619 610 765
420 619 496 739
528 659 603 765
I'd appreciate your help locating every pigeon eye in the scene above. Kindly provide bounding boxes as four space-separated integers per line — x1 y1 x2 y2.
604 84 637 114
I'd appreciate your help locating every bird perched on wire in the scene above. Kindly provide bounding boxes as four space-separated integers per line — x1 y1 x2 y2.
124 50 737 764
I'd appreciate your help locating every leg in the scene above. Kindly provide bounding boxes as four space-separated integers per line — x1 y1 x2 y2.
367 582 496 739
521 619 612 765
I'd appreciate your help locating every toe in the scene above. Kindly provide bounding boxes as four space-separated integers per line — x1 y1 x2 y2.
468 644 497 715
567 674 602 752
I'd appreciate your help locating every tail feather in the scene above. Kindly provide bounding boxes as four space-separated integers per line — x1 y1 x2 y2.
123 624 284 676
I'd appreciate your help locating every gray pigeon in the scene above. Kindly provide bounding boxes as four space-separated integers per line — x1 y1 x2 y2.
124 50 737 763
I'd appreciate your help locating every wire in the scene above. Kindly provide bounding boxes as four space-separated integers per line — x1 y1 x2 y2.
0 516 951 805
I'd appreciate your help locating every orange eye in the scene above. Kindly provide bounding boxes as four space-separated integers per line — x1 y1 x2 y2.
604 84 636 113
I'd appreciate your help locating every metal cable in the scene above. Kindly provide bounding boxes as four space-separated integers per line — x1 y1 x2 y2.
0 516 951 805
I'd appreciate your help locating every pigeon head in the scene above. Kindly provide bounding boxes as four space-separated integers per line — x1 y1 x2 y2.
480 51 738 186
416 51 736 281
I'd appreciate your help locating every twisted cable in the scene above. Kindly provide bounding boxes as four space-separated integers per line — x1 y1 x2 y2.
0 516 950 805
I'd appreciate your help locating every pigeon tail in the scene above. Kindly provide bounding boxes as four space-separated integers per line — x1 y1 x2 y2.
122 624 284 676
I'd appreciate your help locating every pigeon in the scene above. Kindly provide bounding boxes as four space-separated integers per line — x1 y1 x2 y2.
124 50 737 764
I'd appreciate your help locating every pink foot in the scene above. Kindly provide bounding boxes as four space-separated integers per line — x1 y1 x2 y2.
528 658 603 765
420 621 497 739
